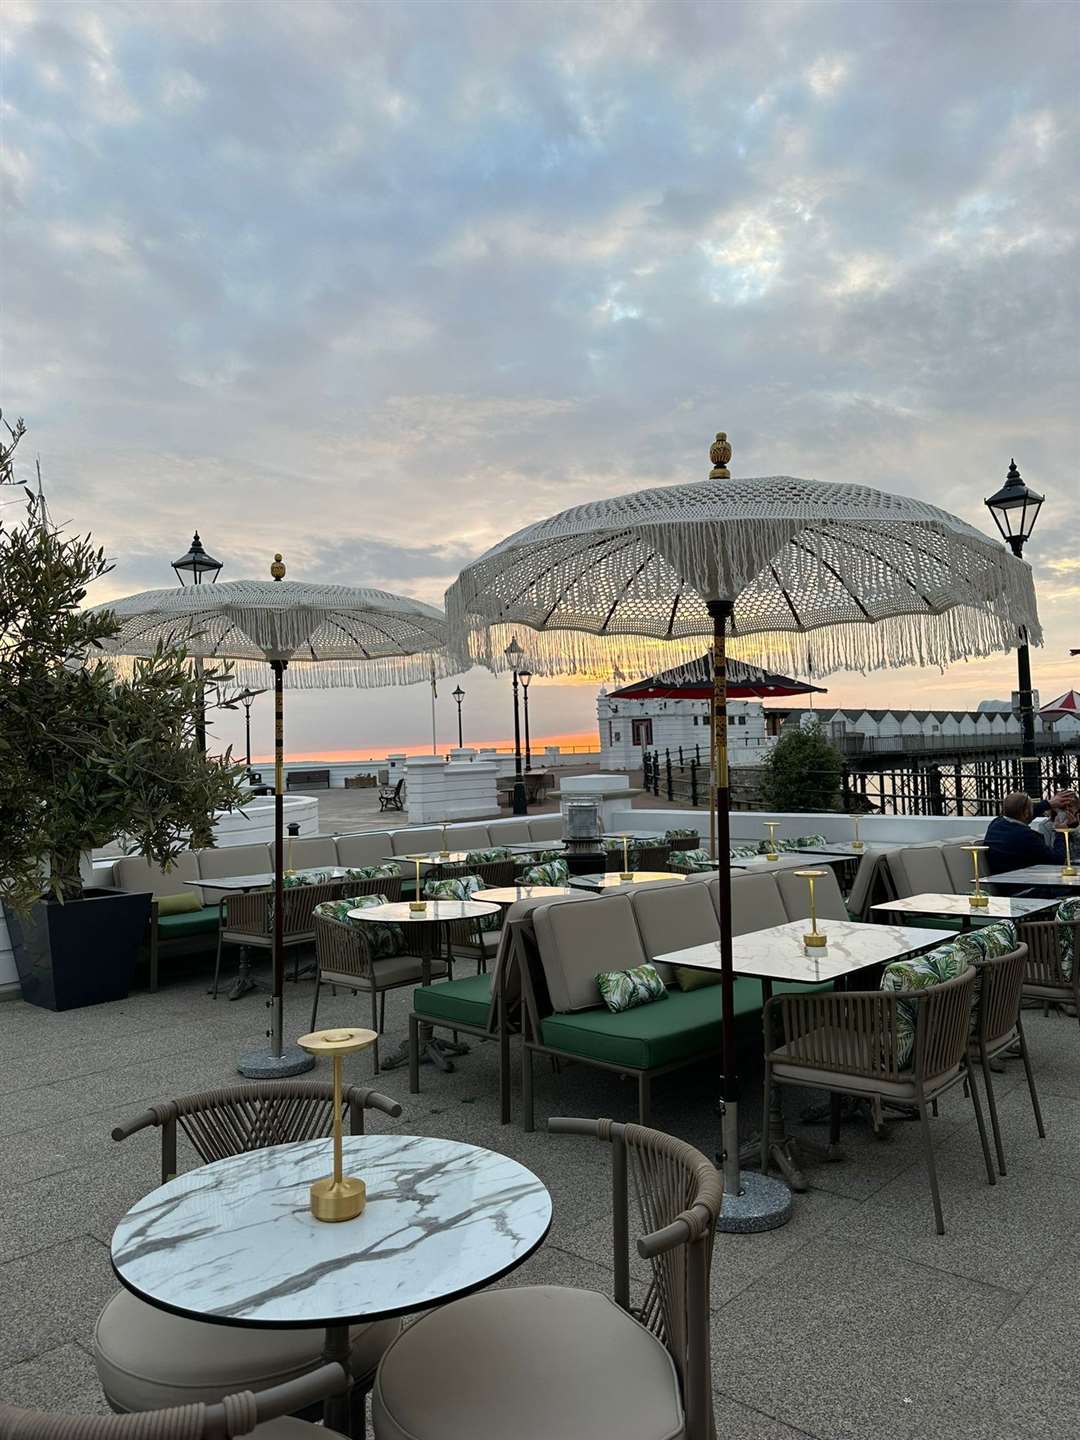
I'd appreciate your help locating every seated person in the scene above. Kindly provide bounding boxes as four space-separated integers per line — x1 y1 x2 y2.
1030 789 1079 846
984 791 1066 874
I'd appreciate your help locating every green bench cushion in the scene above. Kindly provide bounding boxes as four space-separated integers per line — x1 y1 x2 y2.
413 974 493 1028
540 977 828 1071
157 905 220 939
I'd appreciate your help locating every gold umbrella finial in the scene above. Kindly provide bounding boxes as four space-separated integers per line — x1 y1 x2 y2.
270 553 286 581
709 431 732 479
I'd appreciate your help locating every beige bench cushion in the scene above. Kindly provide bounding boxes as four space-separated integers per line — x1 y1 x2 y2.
94 1288 398 1412
776 867 848 923
488 818 532 843
729 873 787 934
527 815 563 842
446 824 493 850
532 893 645 1011
372 1286 685 1440
391 827 443 856
322 956 449 989
336 831 395 868
196 843 272 880
114 851 198 899
888 845 952 898
631 882 720 984
271 835 338 869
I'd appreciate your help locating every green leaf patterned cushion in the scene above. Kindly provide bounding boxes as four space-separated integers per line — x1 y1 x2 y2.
1055 896 1080 979
313 893 406 956
667 848 715 873
344 862 400 882
881 938 979 1067
604 838 641 867
465 847 513 864
596 962 668 1013
963 919 1017 960
283 867 337 888
423 874 501 930
521 859 570 886
729 844 761 860
758 833 829 855
664 828 699 844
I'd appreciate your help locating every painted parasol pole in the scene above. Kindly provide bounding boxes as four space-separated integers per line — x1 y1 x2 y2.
708 597 739 1197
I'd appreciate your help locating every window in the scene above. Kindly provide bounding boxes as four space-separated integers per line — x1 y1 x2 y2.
631 718 653 747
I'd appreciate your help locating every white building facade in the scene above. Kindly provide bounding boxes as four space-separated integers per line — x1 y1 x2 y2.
597 689 773 770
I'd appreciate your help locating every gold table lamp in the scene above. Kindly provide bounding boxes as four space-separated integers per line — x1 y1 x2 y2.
764 821 779 862
793 868 828 948
962 844 989 907
407 856 427 912
1058 827 1077 877
296 1028 377 1222
615 834 633 882
851 815 864 852
439 821 450 860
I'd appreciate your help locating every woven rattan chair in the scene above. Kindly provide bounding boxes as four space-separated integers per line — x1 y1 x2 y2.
422 865 512 973
969 944 1045 1176
762 968 995 1234
371 1117 723 1440
94 1084 402 1424
210 879 358 998
1016 912 1080 1023
603 843 671 873
0 1362 349 1439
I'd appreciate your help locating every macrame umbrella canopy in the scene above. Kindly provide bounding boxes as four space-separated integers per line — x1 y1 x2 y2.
96 578 454 689
447 474 1042 681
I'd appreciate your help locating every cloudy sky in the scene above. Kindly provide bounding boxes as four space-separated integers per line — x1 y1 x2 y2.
3 0 1078 760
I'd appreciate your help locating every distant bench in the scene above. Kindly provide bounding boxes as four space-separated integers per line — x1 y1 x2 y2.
286 768 331 790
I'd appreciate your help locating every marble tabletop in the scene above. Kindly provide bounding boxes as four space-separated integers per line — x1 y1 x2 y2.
186 867 355 892
871 892 1057 920
983 865 1080 891
473 885 576 905
656 918 956 984
111 1134 552 1327
349 899 500 925
569 871 684 890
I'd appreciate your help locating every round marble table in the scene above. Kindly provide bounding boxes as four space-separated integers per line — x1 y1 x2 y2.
472 884 576 906
350 899 501 1072
111 1134 551 1436
569 870 684 890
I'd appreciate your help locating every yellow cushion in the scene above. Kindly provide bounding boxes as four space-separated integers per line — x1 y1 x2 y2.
156 892 202 916
675 966 721 992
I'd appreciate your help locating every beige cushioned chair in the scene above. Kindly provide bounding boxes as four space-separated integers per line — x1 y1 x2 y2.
886 845 953 898
335 831 396 868
94 1084 402 1416
775 866 848 923
271 835 339 869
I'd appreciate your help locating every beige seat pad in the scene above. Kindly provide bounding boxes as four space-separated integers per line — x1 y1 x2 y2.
372 1285 685 1440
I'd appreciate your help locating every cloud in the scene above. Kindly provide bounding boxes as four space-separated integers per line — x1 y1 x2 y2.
4 0 1078 752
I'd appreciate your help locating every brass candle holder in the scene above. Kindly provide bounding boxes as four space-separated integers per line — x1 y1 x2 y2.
962 844 989 907
1058 827 1077 877
851 815 864 851
794 868 828 948
296 1028 377 1222
764 821 779 862
409 856 427 912
617 834 633 882
439 821 450 860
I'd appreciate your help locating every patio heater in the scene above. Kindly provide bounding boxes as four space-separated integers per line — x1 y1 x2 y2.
452 684 465 747
172 532 222 754
985 458 1045 798
505 636 528 815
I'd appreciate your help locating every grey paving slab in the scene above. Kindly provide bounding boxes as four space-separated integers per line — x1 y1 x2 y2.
709 1235 1023 1440
0 1236 116 1370
711 1392 817 1440
0 1343 109 1417
981 1244 1080 1391
910 1355 1080 1440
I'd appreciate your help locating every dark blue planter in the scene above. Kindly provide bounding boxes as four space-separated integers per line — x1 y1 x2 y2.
6 887 151 1011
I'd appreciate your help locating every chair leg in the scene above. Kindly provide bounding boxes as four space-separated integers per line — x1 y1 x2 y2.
310 974 321 1030
408 1014 420 1094
1016 1019 1046 1139
638 1072 651 1127
370 987 380 1075
760 1062 773 1174
211 931 226 1000
917 1098 946 1236
979 1046 1007 1177
149 922 159 995
523 1046 535 1132
964 1063 997 1188
379 990 387 1032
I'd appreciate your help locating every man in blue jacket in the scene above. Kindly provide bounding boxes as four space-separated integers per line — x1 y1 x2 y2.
984 791 1067 874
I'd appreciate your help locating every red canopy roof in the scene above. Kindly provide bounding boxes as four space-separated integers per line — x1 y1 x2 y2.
1040 689 1080 717
609 654 826 702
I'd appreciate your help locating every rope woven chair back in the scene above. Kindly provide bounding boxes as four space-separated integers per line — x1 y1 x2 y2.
344 874 403 903
915 968 978 1081
436 860 515 888
975 947 1026 1049
1017 916 1074 988
282 880 351 934
549 1117 722 1440
635 843 670 871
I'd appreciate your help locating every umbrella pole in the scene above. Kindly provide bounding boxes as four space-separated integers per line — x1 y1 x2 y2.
708 599 792 1232
237 654 313 1079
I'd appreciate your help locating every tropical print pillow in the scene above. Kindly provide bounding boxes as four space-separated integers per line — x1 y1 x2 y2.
604 838 642 868
880 938 979 1067
729 844 761 860
283 866 336 888
1056 896 1080 979
667 848 715 873
521 859 570 886
963 919 1018 961
465 847 513 864
313 893 405 957
423 874 501 930
758 833 829 855
664 828 700 846
596 962 668 1013
344 862 400 882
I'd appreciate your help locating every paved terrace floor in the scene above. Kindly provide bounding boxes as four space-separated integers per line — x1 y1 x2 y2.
2 950 1079 1439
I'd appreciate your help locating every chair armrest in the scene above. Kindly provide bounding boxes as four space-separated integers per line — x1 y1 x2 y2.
111 1108 160 1142
347 1085 403 1120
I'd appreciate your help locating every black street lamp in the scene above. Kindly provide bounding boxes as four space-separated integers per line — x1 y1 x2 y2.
452 684 465 748
519 667 533 771
235 687 266 772
985 458 1045 797
172 532 223 753
504 636 528 815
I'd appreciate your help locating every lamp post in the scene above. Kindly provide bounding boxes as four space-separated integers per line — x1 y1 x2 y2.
452 685 465 748
985 459 1045 798
519 667 533 771
504 636 528 815
172 532 223 754
235 687 266 774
